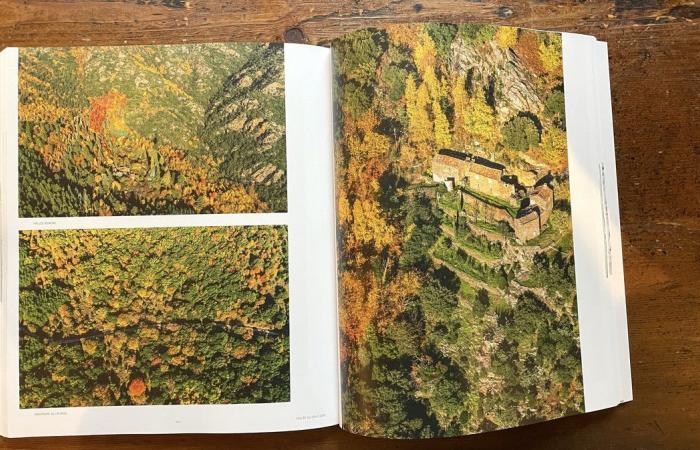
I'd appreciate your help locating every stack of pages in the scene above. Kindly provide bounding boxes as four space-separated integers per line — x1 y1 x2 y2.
0 23 631 438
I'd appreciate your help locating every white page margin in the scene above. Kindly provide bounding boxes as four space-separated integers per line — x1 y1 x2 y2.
563 33 631 412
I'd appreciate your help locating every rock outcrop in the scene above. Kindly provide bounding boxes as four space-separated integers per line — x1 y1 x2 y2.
450 40 542 121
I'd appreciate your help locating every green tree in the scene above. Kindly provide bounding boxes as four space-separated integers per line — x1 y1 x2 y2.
344 81 371 119
502 115 540 151
334 29 387 86
381 65 409 102
458 24 497 45
425 23 458 59
19 226 290 408
544 89 566 129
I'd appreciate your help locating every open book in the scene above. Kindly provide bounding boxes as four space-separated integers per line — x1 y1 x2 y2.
0 23 632 439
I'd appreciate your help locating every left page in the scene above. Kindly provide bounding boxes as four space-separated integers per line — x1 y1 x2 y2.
0 42 339 437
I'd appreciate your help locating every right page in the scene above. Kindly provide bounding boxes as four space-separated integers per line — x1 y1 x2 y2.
331 23 631 439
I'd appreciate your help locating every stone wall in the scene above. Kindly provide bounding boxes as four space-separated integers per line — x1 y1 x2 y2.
467 174 515 201
514 210 541 242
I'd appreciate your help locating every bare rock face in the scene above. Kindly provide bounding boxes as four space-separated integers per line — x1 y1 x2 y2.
450 40 542 122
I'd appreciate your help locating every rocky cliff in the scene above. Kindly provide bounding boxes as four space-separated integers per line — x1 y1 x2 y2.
450 40 543 122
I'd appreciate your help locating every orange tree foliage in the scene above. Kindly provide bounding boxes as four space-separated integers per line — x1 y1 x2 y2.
515 30 547 75
19 226 289 408
88 91 127 134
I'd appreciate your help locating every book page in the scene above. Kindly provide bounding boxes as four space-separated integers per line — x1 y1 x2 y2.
562 33 632 411
0 42 339 437
331 24 629 439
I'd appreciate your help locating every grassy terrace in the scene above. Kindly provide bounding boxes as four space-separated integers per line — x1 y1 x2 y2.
441 221 504 260
472 218 515 238
438 199 515 241
433 237 509 290
437 190 462 212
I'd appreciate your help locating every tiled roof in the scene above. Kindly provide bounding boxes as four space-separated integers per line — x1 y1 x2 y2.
532 185 553 201
469 163 502 180
434 149 504 180
433 154 468 170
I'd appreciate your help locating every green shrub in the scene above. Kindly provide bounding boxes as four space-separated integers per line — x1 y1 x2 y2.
544 89 566 129
502 115 540 151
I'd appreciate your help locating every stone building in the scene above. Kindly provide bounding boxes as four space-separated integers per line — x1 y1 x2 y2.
432 149 514 200
434 149 557 243
513 208 542 242
458 180 555 243
529 185 553 225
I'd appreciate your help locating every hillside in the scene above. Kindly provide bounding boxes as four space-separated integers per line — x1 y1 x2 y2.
19 226 290 407
18 42 287 217
333 24 580 439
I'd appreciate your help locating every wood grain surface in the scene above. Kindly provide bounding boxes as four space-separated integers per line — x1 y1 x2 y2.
1 1 699 449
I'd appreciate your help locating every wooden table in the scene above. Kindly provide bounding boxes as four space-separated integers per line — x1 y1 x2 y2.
1 1 699 449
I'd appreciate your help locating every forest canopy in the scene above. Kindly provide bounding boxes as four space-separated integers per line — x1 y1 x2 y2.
19 226 289 408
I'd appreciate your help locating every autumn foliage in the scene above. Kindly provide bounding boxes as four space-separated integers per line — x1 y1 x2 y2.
19 226 290 408
18 44 287 217
333 24 580 438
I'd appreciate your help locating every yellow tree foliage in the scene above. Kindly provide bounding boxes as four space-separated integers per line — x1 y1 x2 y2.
432 100 451 149
213 185 266 214
539 127 568 171
361 131 392 162
376 271 421 332
414 31 437 77
345 111 391 199
404 73 418 121
464 87 499 150
539 35 563 75
415 142 434 173
408 83 433 145
336 187 352 226
339 271 379 346
350 199 396 253
423 68 441 101
495 27 518 49
398 143 418 174
386 24 422 50
356 109 379 135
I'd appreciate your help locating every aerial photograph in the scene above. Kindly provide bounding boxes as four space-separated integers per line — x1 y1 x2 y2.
18 43 287 217
333 24 582 438
19 226 290 408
